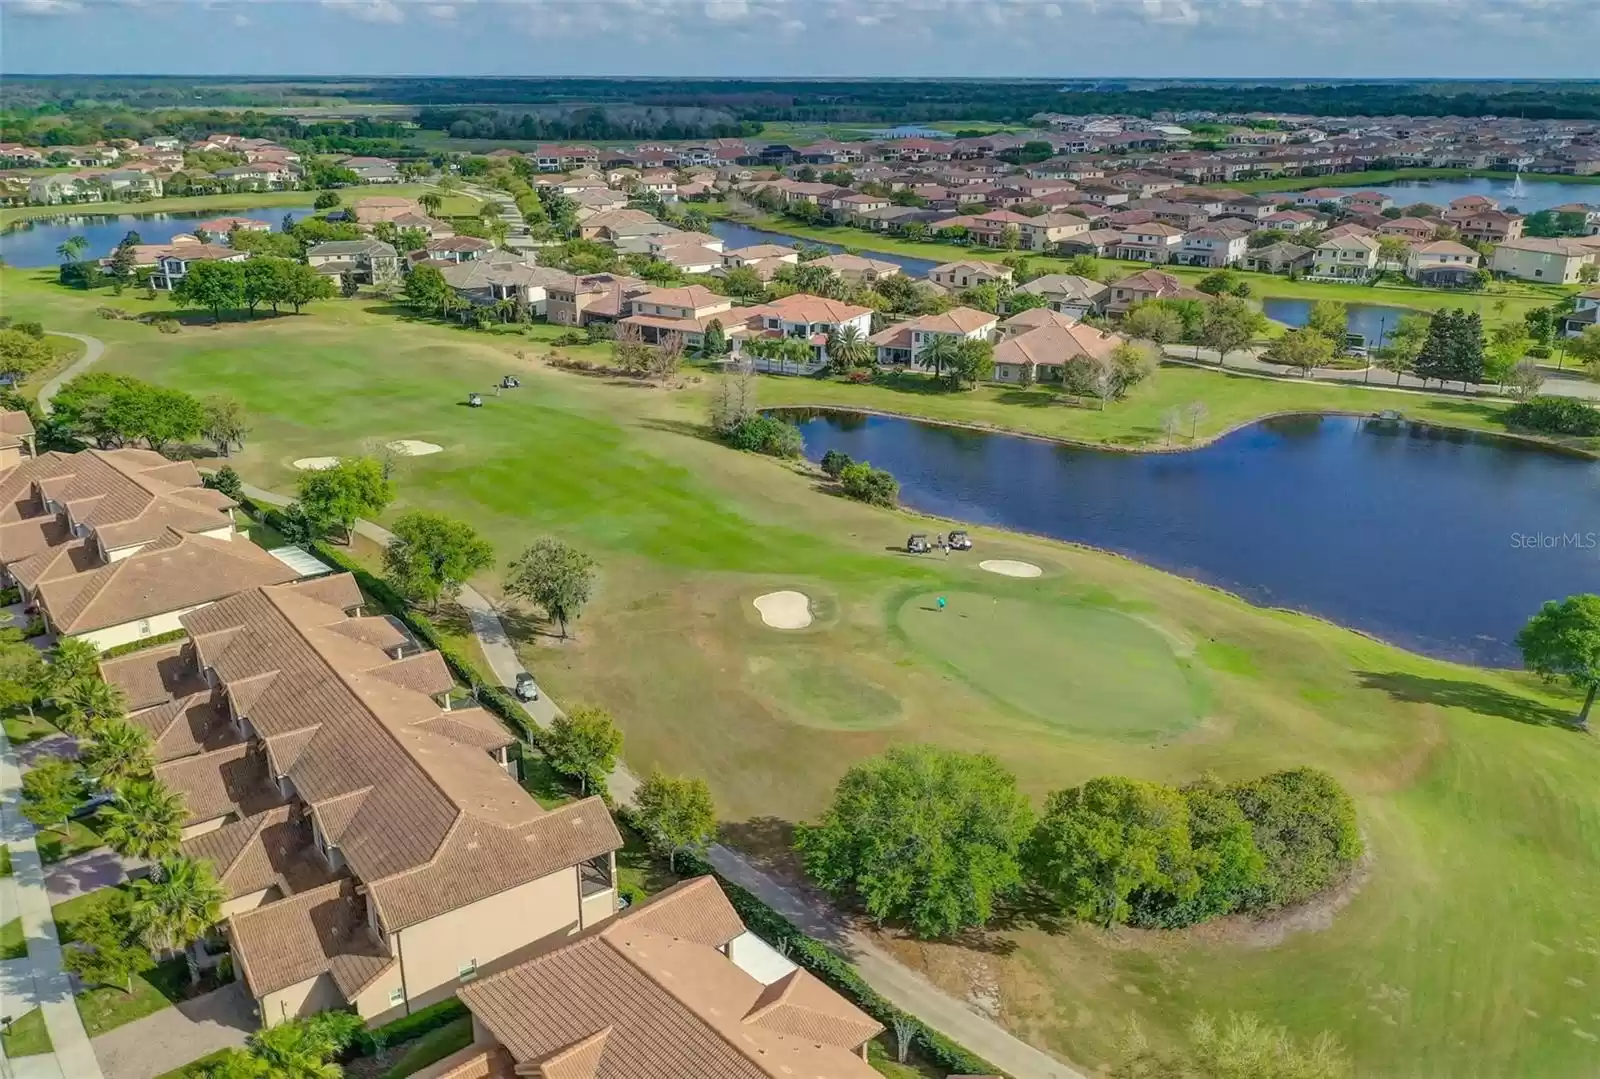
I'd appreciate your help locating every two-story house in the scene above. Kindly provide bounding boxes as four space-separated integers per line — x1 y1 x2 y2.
928 260 1014 291
1563 287 1600 338
99 577 623 1028
305 240 400 288
738 294 874 367
617 285 735 350
1011 273 1110 318
719 244 799 281
1017 212 1091 253
1310 234 1381 282
1405 240 1482 287
1491 237 1597 284
807 253 902 285
869 306 996 368
1106 269 1203 315
1178 224 1251 268
1108 223 1187 264
544 273 650 328
147 244 249 291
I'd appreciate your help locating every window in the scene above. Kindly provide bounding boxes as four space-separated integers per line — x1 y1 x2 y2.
388 987 405 1006
458 959 478 980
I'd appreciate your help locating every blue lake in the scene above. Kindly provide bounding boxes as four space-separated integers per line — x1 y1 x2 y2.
0 204 319 268
708 219 941 278
780 409 1600 667
1349 176 1598 214
1261 298 1416 347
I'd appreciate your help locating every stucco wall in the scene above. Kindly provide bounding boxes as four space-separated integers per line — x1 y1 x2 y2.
74 602 214 653
394 867 579 1009
260 973 344 1027
220 886 277 919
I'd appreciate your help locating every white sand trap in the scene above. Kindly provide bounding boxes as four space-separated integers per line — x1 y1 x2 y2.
387 439 444 457
980 559 1043 578
292 457 340 471
754 591 813 630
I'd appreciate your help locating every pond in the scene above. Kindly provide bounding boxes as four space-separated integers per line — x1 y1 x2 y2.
1346 176 1598 214
780 409 1600 666
708 219 940 278
0 204 320 268
1262 298 1417 348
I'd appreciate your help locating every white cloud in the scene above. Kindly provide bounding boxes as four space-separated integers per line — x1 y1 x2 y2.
704 0 749 21
233 11 250 25
10 0 83 15
426 3 457 18
322 0 405 24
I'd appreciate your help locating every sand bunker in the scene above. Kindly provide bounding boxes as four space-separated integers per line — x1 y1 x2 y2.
387 440 444 457
980 559 1043 578
292 457 340 471
754 591 813 630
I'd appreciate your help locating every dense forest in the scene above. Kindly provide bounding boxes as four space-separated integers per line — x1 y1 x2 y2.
0 107 421 157
414 106 762 142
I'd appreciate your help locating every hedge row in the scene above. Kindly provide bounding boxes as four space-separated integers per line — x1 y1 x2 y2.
674 845 1007 1079
354 997 468 1056
101 628 187 659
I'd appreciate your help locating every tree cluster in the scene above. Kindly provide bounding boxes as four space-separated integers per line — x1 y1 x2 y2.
172 257 334 322
797 744 1363 939
49 372 206 453
837 461 899 507
1411 308 1486 388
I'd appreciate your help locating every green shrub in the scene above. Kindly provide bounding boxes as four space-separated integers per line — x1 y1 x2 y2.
99 629 187 659
1232 767 1362 910
1504 395 1600 436
820 449 852 478
724 416 804 458
1526 344 1552 359
838 461 898 507
354 997 468 1056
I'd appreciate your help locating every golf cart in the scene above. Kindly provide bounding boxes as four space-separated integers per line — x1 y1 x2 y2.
467 392 484 408
906 533 931 554
947 530 973 551
514 673 540 702
500 375 521 389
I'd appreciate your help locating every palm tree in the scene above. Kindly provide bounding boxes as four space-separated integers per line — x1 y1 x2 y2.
246 1010 364 1079
79 718 155 788
918 333 960 380
130 856 225 985
58 678 127 736
824 324 873 373
56 234 88 263
417 191 443 216
98 780 185 866
49 637 102 687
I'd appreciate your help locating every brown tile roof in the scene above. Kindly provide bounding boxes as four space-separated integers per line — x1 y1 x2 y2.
178 577 620 930
184 803 332 900
459 876 881 1079
742 294 872 325
429 1045 517 1079
100 642 207 711
155 741 287 826
228 878 394 998
901 307 997 335
995 324 1125 369
37 530 297 635
0 410 34 443
0 515 71 565
127 688 238 763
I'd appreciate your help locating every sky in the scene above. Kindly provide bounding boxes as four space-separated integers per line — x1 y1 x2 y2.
2 0 1599 79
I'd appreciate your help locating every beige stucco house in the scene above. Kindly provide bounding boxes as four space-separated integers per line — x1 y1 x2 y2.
1490 237 1596 284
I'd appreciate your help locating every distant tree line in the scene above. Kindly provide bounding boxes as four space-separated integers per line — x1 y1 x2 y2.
416 106 760 142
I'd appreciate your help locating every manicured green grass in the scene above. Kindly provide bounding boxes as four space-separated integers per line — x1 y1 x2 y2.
382 1016 474 1079
0 845 11 878
1231 167 1600 194
36 817 103 865
0 916 27 960
75 956 192 1038
518 750 577 810
868 1037 943 1078
894 589 1208 740
152 1049 235 1079
7 262 1600 1077
0 1007 52 1057
0 183 481 226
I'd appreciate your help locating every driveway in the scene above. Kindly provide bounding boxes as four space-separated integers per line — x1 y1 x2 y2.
90 982 254 1079
46 849 146 905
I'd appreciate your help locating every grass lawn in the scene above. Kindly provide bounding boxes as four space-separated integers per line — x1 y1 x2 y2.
6 264 1600 1077
867 1037 943 1078
0 916 27 959
152 1049 235 1079
0 845 11 878
0 1007 52 1057
0 183 481 226
381 1015 474 1079
1230 167 1600 194
74 956 194 1037
35 817 103 865
708 207 1569 325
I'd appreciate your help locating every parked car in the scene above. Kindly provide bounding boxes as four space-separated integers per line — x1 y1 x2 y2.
514 672 540 701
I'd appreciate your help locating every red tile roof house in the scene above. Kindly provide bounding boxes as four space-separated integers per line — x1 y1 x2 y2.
1451 210 1526 245
992 310 1129 386
1106 269 1207 314
98 576 624 1028
617 286 736 350
1107 223 1187 264
735 294 875 370
196 217 272 239
868 307 998 369
439 875 884 1078
1377 216 1441 244
1294 187 1356 208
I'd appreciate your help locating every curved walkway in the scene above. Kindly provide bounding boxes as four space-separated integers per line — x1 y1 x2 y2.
40 332 106 414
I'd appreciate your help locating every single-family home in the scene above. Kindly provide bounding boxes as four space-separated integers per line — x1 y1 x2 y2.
1220 195 1275 221
544 273 650 328
718 244 799 281
928 260 1013 291
1453 210 1524 245
417 236 495 263
531 144 601 171
1241 241 1315 275
305 240 399 287
577 208 675 245
1056 227 1124 257
97 576 623 1027
440 256 570 318
618 285 735 350
806 253 901 285
1347 191 1394 214
1177 224 1251 268
1011 274 1110 318
1490 237 1596 284
961 210 1036 248
1261 210 1322 233
1377 217 1439 244
1405 240 1482 287
1309 234 1381 282
0 411 35 471
739 294 875 368
1017 212 1091 253
149 244 249 291
27 174 102 205
341 157 402 184
1562 287 1600 338
350 196 423 225
444 876 883 1079
1108 223 1187 264
869 307 997 368
196 217 271 239
992 316 1128 385
1294 187 1355 208
1106 269 1203 315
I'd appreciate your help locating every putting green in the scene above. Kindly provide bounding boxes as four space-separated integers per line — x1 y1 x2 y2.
896 591 1207 740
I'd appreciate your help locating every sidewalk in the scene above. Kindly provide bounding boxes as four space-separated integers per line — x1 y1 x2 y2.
0 725 104 1079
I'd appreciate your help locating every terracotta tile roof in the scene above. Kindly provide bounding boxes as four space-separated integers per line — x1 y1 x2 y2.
1000 308 1080 333
429 1045 517 1079
633 285 725 309
178 577 620 930
901 307 997 335
228 878 394 998
127 688 238 763
459 876 881 1079
183 803 331 900
100 642 206 711
807 253 900 274
155 741 286 826
0 409 35 441
37 530 297 635
995 324 1124 368
1017 274 1108 303
0 515 71 565
742 294 873 325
